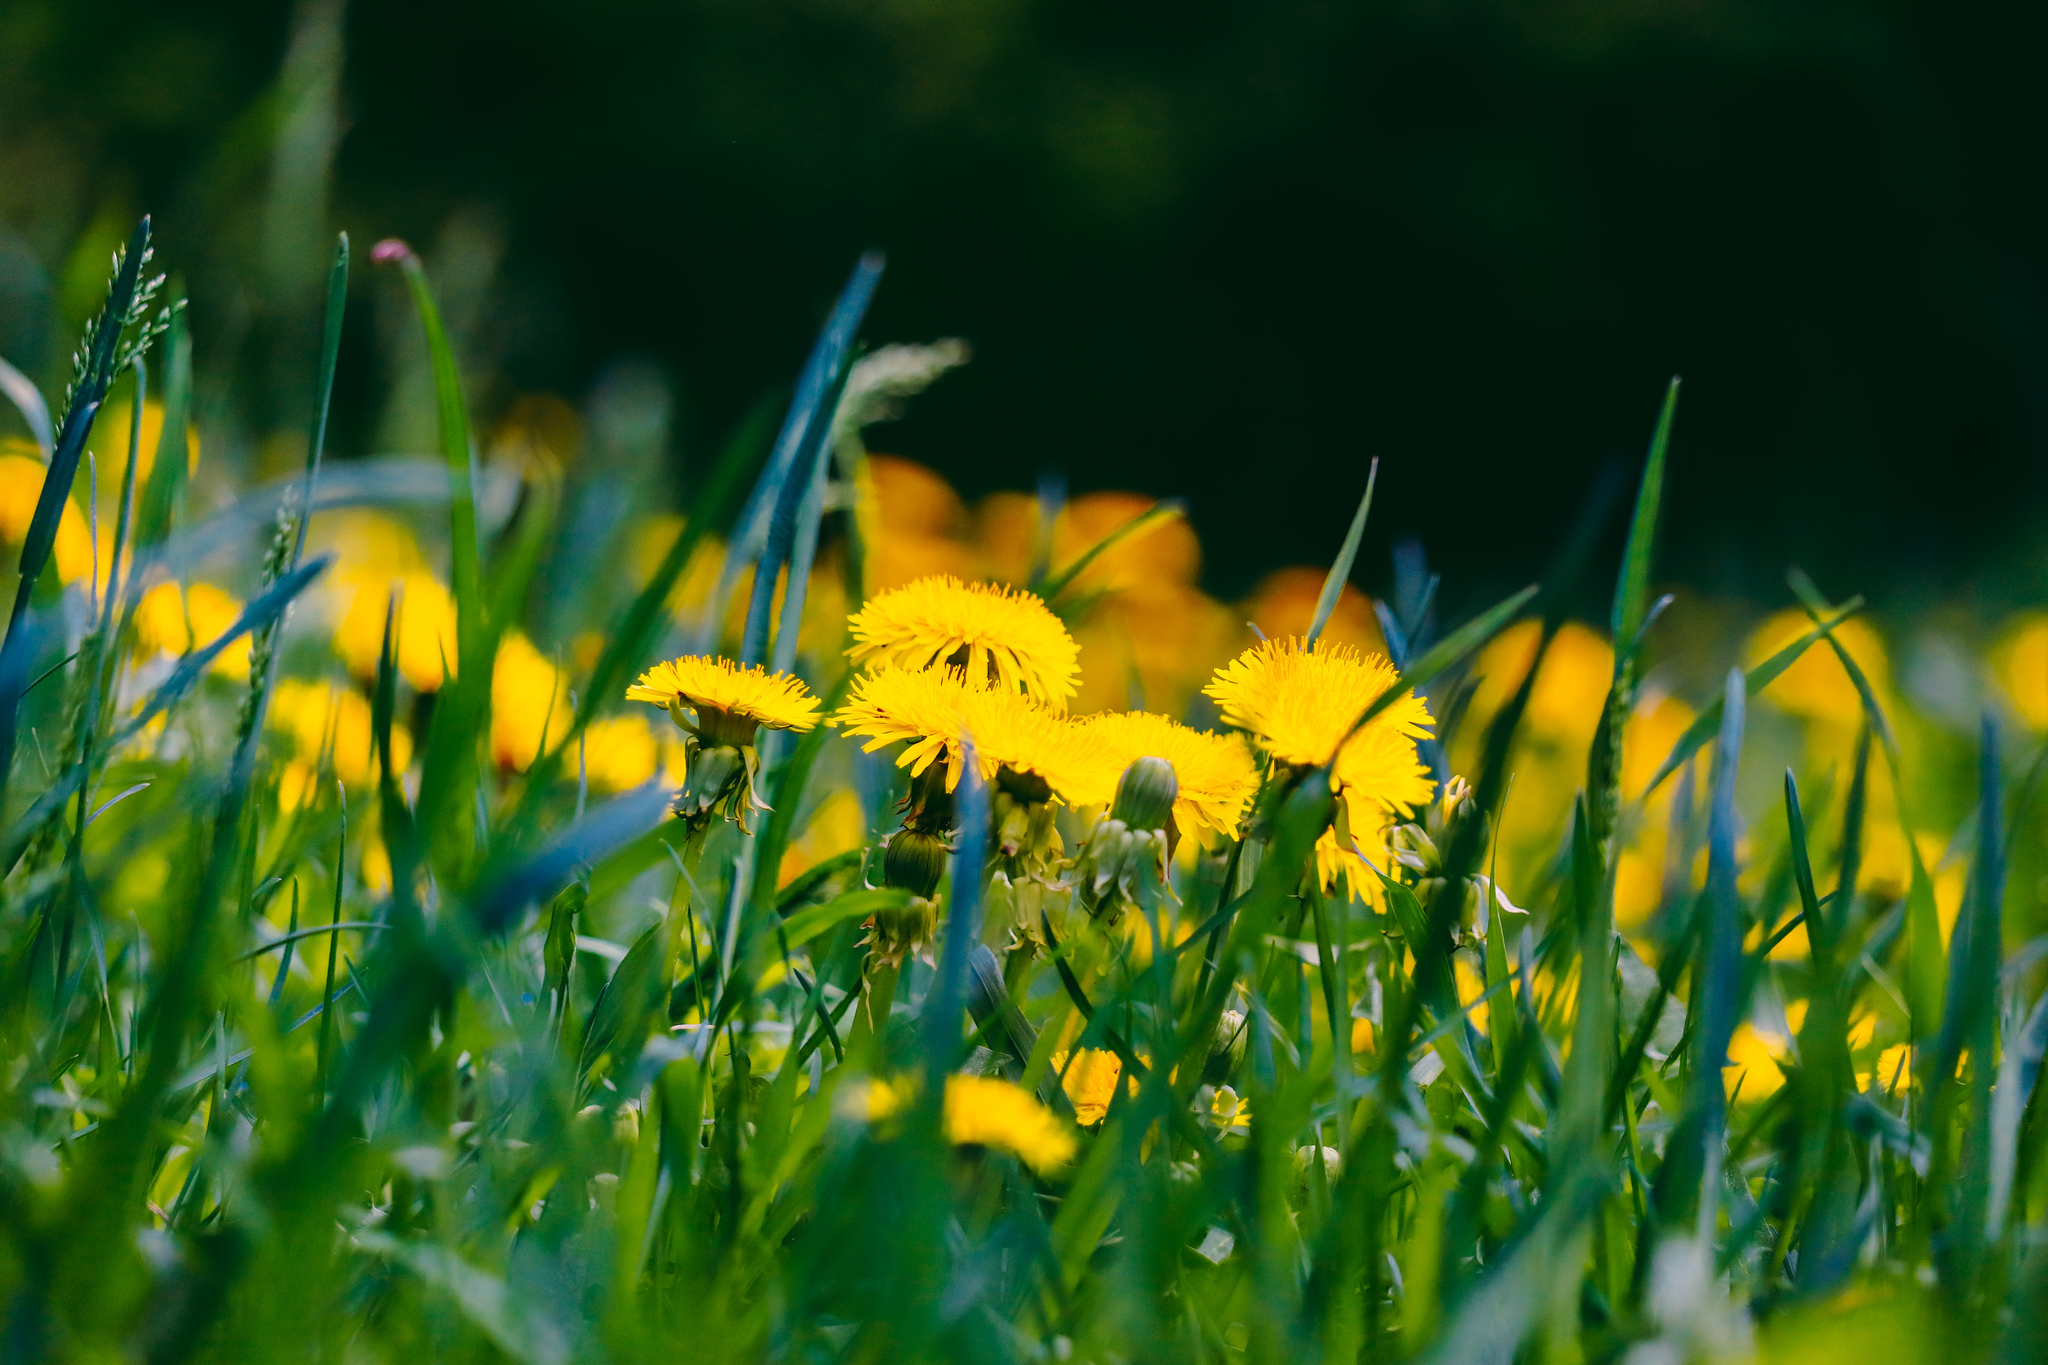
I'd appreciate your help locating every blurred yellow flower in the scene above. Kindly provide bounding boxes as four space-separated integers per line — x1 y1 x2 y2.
1051 1048 1125 1126
848 574 1080 708
1746 607 1889 728
133 581 249 681
835 666 1102 801
491 631 570 773
270 678 413 791
1 451 98 585
333 569 458 692
1455 957 1490 1036
1860 1043 1912 1093
627 655 820 740
856 455 975 596
865 1073 1077 1174
1995 613 2048 731
628 517 726 615
1078 710 1258 844
88 397 200 498
1243 566 1386 656
577 713 664 792
1351 1016 1376 1054
1723 1022 1787 1100
1467 619 1613 754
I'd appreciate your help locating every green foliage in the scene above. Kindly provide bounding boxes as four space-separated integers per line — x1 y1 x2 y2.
3 224 2048 1365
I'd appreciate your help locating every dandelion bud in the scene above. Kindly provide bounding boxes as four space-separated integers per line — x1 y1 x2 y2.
871 891 940 965
883 827 951 899
1290 1144 1343 1201
676 744 748 821
1217 1008 1249 1063
1110 756 1178 833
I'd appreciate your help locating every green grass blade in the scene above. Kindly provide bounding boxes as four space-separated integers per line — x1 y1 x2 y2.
1036 499 1186 605
1690 666 1747 1240
289 233 349 568
1342 583 1538 742
1611 378 1679 651
0 354 52 458
1306 462 1377 646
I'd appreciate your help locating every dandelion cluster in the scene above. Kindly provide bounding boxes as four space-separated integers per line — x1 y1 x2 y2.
6 230 2035 1365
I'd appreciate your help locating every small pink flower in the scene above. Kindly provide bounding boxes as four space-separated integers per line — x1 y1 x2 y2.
370 238 414 265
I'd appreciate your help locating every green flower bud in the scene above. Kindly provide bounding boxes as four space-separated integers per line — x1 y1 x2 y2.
1110 755 1178 833
883 827 951 899
676 743 749 821
870 893 940 966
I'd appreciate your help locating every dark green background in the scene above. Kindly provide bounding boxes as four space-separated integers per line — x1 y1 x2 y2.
4 0 2045 606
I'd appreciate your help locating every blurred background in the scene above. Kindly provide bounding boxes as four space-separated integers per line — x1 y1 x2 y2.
3 0 2046 614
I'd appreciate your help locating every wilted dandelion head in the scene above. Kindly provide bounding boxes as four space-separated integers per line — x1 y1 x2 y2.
834 666 1100 801
847 574 1080 708
626 655 820 742
1078 710 1258 845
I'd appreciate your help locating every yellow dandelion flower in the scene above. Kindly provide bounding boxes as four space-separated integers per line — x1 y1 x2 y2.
942 1075 1078 1173
847 574 1080 708
1 451 97 584
1995 613 2048 732
1723 1022 1787 1101
1205 636 1433 897
861 1073 1078 1174
626 655 820 741
490 631 570 773
133 581 250 681
1207 1084 1252 1135
1051 1048 1126 1126
579 714 663 792
1078 710 1259 844
834 667 1103 800
270 679 413 788
1746 607 1889 728
333 569 458 693
1861 1042 1912 1094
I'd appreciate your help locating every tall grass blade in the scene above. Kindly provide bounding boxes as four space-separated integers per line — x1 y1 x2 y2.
1691 667 1747 1241
1306 462 1377 645
0 354 52 458
716 253 884 660
1036 499 1186 604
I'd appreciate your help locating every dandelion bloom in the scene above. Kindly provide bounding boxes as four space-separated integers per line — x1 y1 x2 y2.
1078 710 1258 844
1052 1048 1126 1126
333 569 459 693
626 655 820 742
133 581 249 681
833 666 1102 801
490 632 571 772
577 714 664 792
866 1074 1076 1174
847 574 1080 708
1745 607 1889 728
1204 636 1433 895
1996 613 2048 731
0 450 97 585
270 678 413 790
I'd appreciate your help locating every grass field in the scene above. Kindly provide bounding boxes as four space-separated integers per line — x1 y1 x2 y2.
2 219 2046 1364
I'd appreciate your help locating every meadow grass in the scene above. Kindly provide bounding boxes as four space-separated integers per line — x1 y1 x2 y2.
0 218 2044 1365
